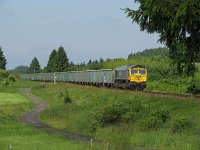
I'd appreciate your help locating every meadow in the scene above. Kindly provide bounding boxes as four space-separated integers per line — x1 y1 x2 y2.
27 80 200 150
0 93 28 105
0 81 99 150
1 78 200 149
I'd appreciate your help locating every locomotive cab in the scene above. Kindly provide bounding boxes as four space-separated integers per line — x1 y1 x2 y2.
114 65 147 90
130 66 147 90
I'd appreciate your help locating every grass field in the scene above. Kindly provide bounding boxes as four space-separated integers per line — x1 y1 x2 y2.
26 81 200 150
0 93 28 105
1 79 200 149
0 82 101 150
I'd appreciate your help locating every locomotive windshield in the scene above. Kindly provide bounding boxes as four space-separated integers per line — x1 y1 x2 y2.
139 70 146 74
131 70 138 74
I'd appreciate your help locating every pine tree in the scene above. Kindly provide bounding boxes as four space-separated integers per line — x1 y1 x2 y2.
47 49 57 72
56 46 69 72
0 47 7 70
29 57 41 73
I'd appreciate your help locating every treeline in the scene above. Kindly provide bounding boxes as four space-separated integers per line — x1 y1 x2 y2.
12 47 171 78
12 46 69 74
11 46 195 82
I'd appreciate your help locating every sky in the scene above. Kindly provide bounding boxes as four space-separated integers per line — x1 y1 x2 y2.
0 0 163 69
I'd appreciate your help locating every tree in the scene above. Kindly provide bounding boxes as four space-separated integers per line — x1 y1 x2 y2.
29 57 41 73
56 46 69 72
47 49 57 72
0 47 7 70
124 0 200 75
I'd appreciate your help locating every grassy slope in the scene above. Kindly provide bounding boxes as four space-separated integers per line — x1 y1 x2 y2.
29 81 200 150
0 81 96 150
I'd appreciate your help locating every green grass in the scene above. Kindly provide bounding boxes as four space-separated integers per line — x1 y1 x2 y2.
26 81 200 150
0 82 102 150
0 127 95 150
0 93 28 105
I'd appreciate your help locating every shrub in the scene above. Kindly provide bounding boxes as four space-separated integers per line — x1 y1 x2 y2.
171 117 192 133
91 100 143 130
121 111 139 123
138 109 170 130
0 70 16 85
188 76 200 95
0 70 9 78
64 90 71 104
8 74 16 83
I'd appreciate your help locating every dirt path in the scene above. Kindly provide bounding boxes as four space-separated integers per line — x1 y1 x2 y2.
19 88 93 143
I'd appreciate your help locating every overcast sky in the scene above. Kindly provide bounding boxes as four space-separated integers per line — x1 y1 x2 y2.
0 0 163 69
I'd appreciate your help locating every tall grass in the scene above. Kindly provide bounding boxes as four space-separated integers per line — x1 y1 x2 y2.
27 80 200 150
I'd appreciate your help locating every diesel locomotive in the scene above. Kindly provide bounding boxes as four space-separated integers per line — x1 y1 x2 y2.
20 65 147 90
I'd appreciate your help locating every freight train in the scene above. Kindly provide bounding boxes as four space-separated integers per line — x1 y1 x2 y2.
20 65 147 90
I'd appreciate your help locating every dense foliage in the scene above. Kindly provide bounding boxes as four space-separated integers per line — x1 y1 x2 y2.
0 47 7 70
128 47 169 59
187 74 200 95
124 0 200 75
0 69 15 85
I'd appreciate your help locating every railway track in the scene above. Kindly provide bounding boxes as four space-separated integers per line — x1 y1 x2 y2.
140 90 200 100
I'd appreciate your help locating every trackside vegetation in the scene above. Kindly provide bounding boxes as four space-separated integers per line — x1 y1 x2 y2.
27 81 200 150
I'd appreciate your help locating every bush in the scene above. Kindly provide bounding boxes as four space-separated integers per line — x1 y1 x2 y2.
64 90 71 104
171 117 192 133
138 109 170 130
188 76 200 95
91 100 143 130
121 111 139 123
0 70 9 78
0 70 16 85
